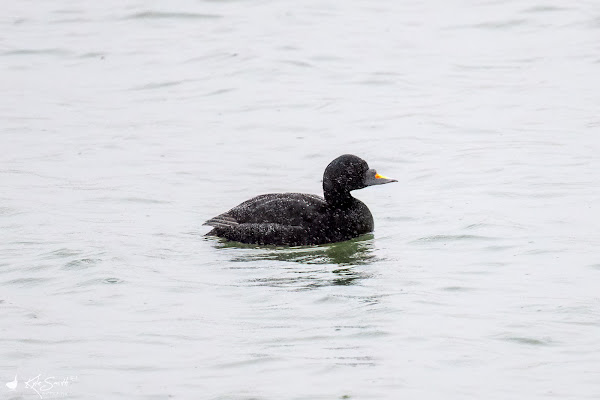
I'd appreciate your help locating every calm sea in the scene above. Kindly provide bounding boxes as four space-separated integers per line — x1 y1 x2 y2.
2 0 599 399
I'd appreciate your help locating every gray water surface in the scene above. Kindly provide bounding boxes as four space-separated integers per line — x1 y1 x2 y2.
2 0 600 399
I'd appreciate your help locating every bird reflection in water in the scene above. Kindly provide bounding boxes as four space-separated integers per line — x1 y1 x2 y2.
208 234 378 288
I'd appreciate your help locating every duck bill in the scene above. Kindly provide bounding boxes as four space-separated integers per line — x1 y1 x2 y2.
364 169 398 186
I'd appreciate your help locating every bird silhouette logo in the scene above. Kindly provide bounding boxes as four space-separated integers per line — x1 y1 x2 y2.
6 374 18 391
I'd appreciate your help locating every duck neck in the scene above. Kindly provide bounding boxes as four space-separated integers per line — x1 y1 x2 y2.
323 184 354 208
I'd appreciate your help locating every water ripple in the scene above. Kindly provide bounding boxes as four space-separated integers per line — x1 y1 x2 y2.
2 48 72 57
412 234 497 243
502 336 555 346
124 11 222 20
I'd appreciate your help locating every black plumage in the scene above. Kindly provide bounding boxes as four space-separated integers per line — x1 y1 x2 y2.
204 154 396 246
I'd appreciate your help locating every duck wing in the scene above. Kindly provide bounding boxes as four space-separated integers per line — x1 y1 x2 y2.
205 193 326 227
204 193 327 245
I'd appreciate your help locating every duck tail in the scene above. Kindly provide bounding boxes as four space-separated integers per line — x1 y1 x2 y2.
203 214 239 229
